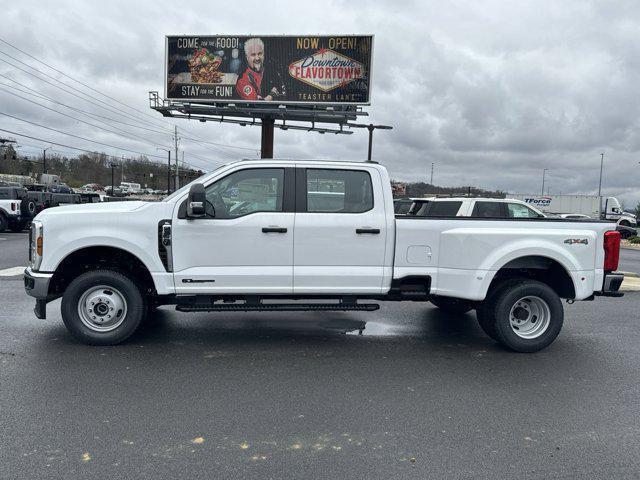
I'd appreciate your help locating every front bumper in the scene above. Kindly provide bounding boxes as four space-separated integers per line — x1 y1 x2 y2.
595 272 624 298
24 267 53 319
24 267 53 299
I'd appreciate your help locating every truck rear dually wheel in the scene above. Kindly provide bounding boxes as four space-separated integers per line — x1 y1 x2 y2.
61 269 146 345
479 279 563 352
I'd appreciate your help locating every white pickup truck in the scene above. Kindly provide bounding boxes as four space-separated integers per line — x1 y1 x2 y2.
24 160 624 352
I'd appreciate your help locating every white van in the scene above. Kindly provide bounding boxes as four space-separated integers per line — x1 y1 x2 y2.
119 182 141 195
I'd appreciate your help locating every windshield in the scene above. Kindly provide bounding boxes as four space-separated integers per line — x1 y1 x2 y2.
162 163 230 202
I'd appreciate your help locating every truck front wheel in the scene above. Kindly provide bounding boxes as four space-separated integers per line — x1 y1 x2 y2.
61 270 146 345
479 279 564 352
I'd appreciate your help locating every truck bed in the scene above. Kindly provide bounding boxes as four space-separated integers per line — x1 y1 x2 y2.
394 216 614 301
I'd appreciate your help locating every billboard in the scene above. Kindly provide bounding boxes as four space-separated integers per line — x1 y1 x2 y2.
165 35 373 105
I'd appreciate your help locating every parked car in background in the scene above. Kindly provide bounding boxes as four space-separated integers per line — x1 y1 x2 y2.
401 197 546 219
105 186 125 197
48 183 73 194
81 183 105 192
78 192 103 204
0 186 37 232
120 182 141 195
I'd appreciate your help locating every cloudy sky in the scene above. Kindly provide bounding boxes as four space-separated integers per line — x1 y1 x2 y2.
2 0 639 207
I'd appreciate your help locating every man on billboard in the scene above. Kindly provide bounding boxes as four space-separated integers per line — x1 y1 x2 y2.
235 38 284 101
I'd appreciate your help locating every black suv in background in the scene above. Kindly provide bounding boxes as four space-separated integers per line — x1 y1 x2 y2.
0 186 38 232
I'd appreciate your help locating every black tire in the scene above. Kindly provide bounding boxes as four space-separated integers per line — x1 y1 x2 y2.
20 198 36 217
0 213 7 233
619 220 630 227
481 279 563 353
9 220 28 232
619 229 632 239
476 279 524 341
430 296 474 314
61 269 147 345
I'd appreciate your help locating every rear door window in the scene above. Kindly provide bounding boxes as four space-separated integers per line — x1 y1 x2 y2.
306 169 373 213
471 201 504 218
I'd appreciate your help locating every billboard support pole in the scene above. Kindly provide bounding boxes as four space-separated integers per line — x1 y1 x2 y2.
261 117 274 159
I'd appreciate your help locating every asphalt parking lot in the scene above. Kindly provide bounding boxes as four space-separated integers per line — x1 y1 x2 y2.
0 231 28 270
1 232 640 479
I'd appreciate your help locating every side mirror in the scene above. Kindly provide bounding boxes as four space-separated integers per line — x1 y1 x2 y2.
186 183 207 218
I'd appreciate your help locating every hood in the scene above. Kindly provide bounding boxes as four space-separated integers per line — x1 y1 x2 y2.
36 201 149 218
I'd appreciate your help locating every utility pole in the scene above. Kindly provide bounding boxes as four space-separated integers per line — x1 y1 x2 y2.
109 162 119 195
157 148 171 193
174 126 179 190
181 151 185 186
430 163 434 185
43 146 52 174
541 168 548 195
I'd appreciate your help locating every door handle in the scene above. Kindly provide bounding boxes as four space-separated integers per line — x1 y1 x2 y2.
356 228 381 234
262 227 288 233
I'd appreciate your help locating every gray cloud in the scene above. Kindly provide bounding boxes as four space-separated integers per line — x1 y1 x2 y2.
1 0 639 208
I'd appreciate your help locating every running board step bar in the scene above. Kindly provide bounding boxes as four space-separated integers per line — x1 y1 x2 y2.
176 303 380 312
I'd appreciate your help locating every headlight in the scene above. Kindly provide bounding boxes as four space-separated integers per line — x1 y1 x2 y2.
30 220 43 271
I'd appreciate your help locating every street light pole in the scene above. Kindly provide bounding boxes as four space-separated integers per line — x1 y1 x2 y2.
598 152 604 197
598 152 605 215
430 163 434 185
541 168 549 195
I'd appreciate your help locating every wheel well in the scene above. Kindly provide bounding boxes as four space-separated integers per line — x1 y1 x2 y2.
489 256 575 299
49 246 155 297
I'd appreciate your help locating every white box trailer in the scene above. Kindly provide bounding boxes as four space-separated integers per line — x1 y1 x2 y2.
510 194 636 227
510 194 600 216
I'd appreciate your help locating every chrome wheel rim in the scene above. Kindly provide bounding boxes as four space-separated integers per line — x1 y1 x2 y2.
509 296 551 339
77 285 128 332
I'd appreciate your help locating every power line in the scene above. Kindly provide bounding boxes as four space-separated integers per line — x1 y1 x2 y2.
1 67 244 162
1 127 212 173
0 53 172 131
0 40 256 152
0 126 132 157
0 74 172 137
0 39 257 162
0 36 175 126
0 110 166 159
0 86 174 151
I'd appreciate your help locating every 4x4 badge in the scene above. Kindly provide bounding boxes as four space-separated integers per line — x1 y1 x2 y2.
564 238 588 245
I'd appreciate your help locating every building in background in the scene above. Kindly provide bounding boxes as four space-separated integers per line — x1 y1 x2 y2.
391 181 406 198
